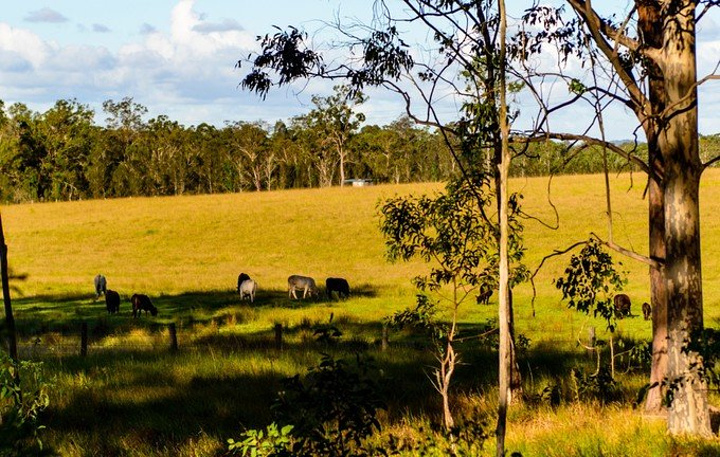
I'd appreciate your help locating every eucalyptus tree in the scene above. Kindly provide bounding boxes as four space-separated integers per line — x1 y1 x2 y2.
513 0 720 434
380 173 528 431
91 97 148 198
192 123 224 194
225 121 272 192
238 1 518 452
299 86 366 187
36 99 97 200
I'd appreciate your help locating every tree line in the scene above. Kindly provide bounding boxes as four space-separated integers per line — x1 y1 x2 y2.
0 94 717 204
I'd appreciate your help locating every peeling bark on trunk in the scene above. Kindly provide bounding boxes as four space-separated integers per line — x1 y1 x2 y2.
664 166 710 435
659 0 710 434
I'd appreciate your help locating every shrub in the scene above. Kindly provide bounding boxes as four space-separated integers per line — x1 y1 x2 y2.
229 353 385 457
0 354 51 456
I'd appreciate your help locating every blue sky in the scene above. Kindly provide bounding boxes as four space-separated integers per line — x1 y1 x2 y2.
1 1 718 140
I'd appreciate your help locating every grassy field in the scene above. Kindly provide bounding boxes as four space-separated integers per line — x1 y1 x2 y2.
3 171 720 455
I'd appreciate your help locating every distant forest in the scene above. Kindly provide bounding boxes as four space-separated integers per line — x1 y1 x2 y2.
1 96 719 203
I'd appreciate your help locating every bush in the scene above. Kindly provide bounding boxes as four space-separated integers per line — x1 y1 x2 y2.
0 354 51 456
229 353 385 457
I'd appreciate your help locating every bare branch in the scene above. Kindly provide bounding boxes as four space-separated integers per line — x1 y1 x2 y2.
518 132 650 175
590 232 662 269
529 240 588 317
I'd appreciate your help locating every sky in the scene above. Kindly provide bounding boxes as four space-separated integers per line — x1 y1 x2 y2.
1 0 719 140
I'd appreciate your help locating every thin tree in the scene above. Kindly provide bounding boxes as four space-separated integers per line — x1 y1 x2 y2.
238 1 523 448
0 213 17 362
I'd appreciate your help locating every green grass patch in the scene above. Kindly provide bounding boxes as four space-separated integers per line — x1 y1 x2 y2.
3 173 720 455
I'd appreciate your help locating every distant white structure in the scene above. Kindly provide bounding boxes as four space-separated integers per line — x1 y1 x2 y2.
343 178 374 187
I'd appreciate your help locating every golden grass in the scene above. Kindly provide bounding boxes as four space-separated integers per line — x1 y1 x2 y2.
5 171 720 455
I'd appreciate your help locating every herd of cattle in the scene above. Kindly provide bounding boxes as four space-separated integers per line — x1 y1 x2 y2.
96 272 651 322
94 274 158 317
237 273 350 302
93 272 351 317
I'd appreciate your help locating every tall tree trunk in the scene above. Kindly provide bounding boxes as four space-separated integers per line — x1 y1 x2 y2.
496 1 511 454
664 164 710 435
646 171 668 412
638 0 669 414
0 213 18 361
660 0 710 434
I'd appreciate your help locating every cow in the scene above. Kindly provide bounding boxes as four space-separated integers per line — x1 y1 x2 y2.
237 273 251 293
613 293 631 318
239 278 257 303
326 277 350 300
105 289 120 314
288 275 319 299
94 274 107 300
475 283 493 305
642 302 652 321
131 294 158 318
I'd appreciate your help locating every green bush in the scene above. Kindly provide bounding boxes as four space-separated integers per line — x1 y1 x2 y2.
0 354 51 456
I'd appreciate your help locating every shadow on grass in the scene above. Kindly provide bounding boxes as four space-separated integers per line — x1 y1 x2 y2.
10 286 382 339
10 289 636 456
38 332 609 455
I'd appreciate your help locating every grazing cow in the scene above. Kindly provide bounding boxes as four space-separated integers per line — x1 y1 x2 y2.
239 278 257 303
288 275 319 299
326 277 350 300
237 273 251 293
105 289 120 314
613 293 632 318
642 302 652 321
131 294 158 317
94 274 107 299
475 283 493 305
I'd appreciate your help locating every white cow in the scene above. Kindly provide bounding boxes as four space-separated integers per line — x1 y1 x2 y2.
94 274 107 300
287 275 318 299
239 279 257 303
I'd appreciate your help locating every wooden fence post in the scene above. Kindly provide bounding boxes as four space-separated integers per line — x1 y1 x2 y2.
587 326 596 360
169 323 178 351
80 322 88 357
381 325 389 351
274 323 283 350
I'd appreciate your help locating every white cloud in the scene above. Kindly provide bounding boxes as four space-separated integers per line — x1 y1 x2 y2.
193 19 244 34
0 23 54 69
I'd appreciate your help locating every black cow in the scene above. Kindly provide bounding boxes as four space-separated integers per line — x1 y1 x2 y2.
475 283 493 305
642 302 652 321
94 274 107 299
326 277 350 300
237 273 251 293
105 289 120 314
131 294 158 317
613 293 631 318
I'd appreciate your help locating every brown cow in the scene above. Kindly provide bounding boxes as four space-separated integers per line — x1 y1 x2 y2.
642 302 651 321
613 294 631 318
131 294 157 317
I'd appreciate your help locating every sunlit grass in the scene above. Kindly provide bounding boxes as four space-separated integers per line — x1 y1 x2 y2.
4 171 720 455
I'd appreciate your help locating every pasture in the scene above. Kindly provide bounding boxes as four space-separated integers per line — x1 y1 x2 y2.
3 171 720 455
